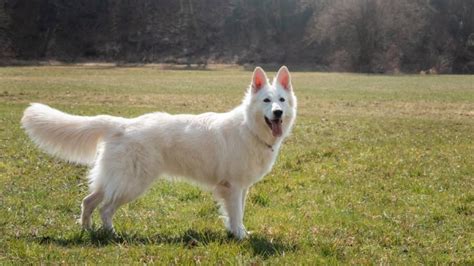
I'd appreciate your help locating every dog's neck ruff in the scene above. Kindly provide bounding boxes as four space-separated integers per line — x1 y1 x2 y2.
261 140 274 152
246 125 275 152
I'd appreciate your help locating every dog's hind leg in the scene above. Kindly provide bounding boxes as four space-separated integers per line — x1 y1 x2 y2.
99 200 119 231
95 141 160 232
98 174 158 231
99 183 154 232
80 190 104 229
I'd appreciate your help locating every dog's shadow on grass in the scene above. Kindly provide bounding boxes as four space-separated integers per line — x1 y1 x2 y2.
34 229 297 258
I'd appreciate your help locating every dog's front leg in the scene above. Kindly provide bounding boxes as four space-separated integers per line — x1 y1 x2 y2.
241 188 248 218
214 181 248 240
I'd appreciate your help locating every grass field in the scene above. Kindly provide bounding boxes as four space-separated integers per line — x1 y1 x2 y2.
0 66 473 264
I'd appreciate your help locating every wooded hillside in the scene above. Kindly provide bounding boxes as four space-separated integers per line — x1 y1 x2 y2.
1 0 473 73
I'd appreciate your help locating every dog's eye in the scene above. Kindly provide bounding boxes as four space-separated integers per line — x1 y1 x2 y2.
280 98 285 102
263 98 271 103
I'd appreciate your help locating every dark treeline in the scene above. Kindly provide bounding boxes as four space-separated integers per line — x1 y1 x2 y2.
1 0 473 73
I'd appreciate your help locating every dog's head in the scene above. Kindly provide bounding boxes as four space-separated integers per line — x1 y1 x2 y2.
244 66 297 141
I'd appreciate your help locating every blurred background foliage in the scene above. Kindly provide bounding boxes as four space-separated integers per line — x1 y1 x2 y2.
0 0 473 73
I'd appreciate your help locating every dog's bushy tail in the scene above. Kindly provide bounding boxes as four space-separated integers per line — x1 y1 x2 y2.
21 103 127 165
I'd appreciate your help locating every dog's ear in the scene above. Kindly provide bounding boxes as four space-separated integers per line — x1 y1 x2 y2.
275 66 291 91
251 67 268 93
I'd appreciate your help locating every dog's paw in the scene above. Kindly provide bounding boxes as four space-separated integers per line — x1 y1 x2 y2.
96 226 118 238
77 217 93 230
230 225 248 240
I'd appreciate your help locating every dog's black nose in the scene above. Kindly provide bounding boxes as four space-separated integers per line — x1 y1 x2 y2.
273 110 283 118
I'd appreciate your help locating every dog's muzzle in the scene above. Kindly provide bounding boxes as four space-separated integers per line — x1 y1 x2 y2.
265 116 283 137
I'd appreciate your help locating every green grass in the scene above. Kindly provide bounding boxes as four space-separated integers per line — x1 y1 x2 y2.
0 66 473 264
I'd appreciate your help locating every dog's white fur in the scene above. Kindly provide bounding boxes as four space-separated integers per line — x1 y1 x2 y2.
21 66 297 239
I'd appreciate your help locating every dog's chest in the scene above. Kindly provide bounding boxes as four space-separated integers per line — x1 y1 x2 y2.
239 149 277 185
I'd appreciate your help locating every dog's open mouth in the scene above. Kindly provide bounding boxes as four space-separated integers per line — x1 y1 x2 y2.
265 116 283 137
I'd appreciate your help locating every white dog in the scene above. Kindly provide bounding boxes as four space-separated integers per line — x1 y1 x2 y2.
21 66 297 239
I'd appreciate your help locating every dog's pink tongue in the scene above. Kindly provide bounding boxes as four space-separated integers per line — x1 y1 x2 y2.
271 120 282 137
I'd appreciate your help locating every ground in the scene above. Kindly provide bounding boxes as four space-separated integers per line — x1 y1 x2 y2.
0 66 473 264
